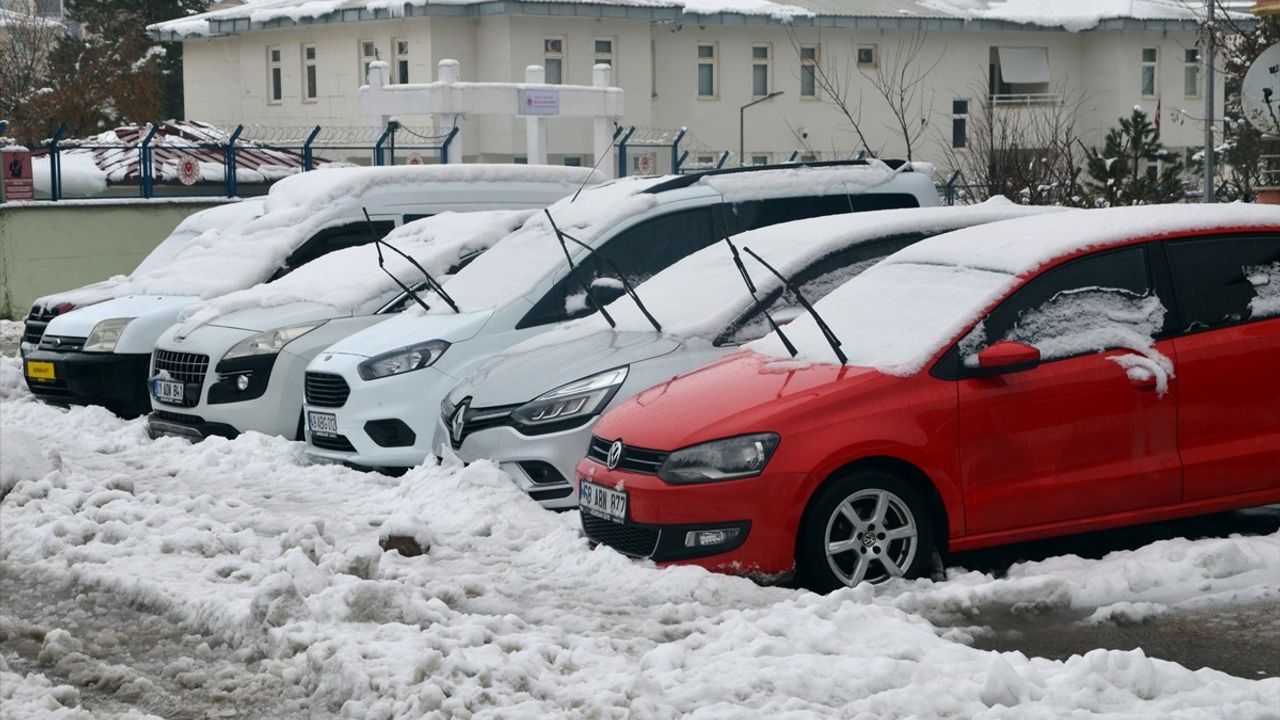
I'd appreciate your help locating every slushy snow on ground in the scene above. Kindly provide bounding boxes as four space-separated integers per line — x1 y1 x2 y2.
1 319 1277 718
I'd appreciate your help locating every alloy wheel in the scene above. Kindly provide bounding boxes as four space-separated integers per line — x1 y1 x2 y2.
823 487 919 586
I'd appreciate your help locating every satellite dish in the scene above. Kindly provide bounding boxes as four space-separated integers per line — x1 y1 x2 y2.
1242 42 1280 136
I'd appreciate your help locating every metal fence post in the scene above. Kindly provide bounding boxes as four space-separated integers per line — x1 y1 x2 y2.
440 126 460 164
302 125 322 171
785 150 799 163
715 151 730 169
139 124 159 199
373 124 394 166
671 127 687 175
224 125 244 198
48 123 68 202
616 126 636 178
945 170 962 206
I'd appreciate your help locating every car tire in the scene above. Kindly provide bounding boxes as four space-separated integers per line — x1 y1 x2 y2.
797 470 935 592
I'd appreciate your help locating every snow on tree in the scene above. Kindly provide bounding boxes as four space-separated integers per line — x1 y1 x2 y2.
1083 107 1187 207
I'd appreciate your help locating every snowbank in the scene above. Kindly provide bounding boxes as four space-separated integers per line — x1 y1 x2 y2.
1 370 1277 717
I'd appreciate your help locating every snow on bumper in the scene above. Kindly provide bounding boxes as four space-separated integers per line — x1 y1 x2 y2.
442 415 597 509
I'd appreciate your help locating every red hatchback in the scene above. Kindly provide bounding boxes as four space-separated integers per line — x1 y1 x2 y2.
575 204 1280 590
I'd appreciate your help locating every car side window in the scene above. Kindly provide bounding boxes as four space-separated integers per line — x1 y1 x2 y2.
718 233 926 346
518 207 716 328
964 246 1162 364
1165 234 1280 333
718 194 921 236
270 221 396 281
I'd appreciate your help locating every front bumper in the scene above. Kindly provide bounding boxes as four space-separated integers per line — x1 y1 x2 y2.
574 457 808 577
443 416 597 509
23 349 152 418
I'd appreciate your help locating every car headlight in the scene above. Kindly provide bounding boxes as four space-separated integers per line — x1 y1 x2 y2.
358 339 450 380
222 321 328 361
83 318 134 352
657 433 780 484
510 367 628 431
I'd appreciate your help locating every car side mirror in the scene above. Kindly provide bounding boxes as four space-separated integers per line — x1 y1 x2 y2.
975 340 1041 374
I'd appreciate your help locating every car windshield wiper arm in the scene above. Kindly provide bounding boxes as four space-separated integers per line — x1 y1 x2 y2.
743 246 847 365
543 209 616 328
722 235 797 357
547 219 663 333
364 209 459 314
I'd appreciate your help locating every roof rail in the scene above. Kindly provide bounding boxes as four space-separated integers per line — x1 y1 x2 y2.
642 158 910 195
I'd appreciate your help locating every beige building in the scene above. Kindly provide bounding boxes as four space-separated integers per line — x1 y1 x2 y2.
151 0 1235 177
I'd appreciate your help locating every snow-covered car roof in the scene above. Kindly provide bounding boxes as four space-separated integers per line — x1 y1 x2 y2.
749 203 1280 375
427 161 923 314
558 198 1068 340
92 164 595 300
174 209 536 334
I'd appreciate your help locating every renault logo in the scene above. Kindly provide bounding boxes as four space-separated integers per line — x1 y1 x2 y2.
606 440 624 470
451 400 468 443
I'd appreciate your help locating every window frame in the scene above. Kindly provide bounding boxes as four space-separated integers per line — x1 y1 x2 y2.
301 44 317 102
1141 47 1159 99
267 46 283 104
394 37 410 84
359 39 378 85
856 44 878 69
799 45 819 99
952 99 969 149
1183 47 1200 98
1161 232 1280 338
697 42 718 99
544 36 565 85
751 43 771 97
593 37 615 69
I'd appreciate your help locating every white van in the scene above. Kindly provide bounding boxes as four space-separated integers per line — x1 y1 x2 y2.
22 164 597 417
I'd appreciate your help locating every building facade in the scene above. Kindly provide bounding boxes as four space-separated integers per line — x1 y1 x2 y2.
153 1 1230 177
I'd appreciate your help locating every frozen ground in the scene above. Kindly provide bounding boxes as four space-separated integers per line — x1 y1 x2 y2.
1 320 1278 719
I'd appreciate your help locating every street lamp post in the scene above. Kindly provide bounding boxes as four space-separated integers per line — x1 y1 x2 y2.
740 91 784 166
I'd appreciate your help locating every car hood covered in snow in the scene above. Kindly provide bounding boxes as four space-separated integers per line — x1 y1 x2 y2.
456 329 682 407
43 295 197 338
194 301 356 335
320 308 495 359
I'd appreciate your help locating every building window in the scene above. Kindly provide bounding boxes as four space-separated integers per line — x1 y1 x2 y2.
359 40 378 84
564 156 583 167
301 44 317 101
750 154 770 166
594 38 614 68
267 46 282 103
800 45 818 98
696 153 716 165
952 99 968 148
1183 48 1199 98
989 47 1051 103
697 43 716 98
1141 47 1158 98
394 38 410 84
752 44 770 96
544 37 564 84
856 44 877 69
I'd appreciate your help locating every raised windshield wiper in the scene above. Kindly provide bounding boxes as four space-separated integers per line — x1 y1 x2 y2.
363 209 459 314
543 209 616 328
722 235 797 357
743 246 847 365
544 213 663 333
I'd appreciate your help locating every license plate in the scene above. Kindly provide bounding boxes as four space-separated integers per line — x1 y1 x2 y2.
580 481 627 522
308 411 338 436
25 360 55 380
152 379 185 404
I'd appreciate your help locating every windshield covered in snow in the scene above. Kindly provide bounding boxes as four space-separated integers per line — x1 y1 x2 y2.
131 200 267 277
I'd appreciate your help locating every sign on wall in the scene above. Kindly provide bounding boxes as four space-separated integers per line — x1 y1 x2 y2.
3 151 35 201
518 89 560 116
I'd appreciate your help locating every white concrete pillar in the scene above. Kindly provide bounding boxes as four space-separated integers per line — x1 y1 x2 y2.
593 63 616 178
524 65 548 166
439 60 463 164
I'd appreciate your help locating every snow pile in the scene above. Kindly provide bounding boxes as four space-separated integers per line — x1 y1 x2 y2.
750 203 1280 374
698 159 898 202
1247 262 1280 320
0 425 59 499
2 385 1278 717
173 210 533 334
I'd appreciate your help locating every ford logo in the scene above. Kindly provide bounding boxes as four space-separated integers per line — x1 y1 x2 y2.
606 440 623 470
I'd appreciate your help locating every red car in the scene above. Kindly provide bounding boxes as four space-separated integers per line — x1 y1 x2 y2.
575 204 1280 590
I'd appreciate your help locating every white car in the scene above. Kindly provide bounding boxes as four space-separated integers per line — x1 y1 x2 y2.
302 160 940 470
22 164 597 417
434 200 1071 507
145 210 534 441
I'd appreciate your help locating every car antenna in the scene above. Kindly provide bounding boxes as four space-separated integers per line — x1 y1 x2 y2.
743 246 847 365
569 125 622 203
544 214 663 333
364 209 460 314
716 212 797 357
543 209 616 328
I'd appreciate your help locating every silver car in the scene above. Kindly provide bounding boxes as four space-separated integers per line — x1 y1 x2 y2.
436 200 1070 508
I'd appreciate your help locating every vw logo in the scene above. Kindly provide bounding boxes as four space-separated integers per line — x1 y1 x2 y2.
450 400 468 443
606 440 624 470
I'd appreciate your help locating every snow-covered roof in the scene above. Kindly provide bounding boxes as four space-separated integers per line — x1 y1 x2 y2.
148 0 1229 39
174 209 536 333
749 203 1280 375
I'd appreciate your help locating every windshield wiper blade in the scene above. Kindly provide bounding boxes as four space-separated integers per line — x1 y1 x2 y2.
743 246 847 365
548 221 663 333
543 209 616 328
722 236 797 357
364 209 459 314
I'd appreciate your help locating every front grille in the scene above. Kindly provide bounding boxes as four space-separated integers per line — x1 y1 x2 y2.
587 436 670 475
23 320 48 347
153 349 209 385
38 335 86 353
305 372 350 408
582 513 660 558
152 410 205 425
310 433 356 452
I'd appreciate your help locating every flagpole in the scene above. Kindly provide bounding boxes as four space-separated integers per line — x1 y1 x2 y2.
1203 0 1216 202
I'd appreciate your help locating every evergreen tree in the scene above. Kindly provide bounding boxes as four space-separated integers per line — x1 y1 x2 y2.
1083 107 1187 207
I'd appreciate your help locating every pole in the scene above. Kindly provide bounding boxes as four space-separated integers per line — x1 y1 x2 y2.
738 91 784 166
49 123 68 202
225 125 244 198
139 123 159 199
302 125 321 171
1203 0 1215 202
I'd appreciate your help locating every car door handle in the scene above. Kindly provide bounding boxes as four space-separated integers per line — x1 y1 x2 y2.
1129 373 1159 391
